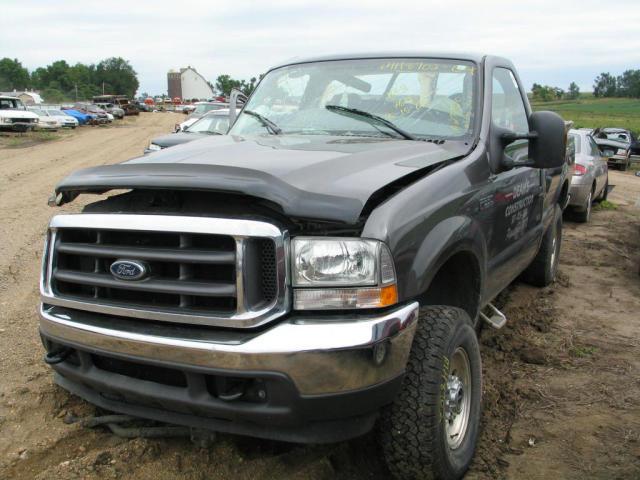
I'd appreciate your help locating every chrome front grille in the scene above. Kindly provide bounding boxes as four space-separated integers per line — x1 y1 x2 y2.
41 214 289 328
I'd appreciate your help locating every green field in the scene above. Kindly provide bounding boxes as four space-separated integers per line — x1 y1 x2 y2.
530 97 640 134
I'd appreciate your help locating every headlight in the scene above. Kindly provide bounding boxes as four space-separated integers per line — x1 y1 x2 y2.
292 237 397 310
147 143 162 151
616 148 627 156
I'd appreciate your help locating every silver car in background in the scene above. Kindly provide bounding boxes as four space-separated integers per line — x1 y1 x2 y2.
567 128 609 222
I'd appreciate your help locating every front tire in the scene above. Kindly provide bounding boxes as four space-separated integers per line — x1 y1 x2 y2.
378 306 482 480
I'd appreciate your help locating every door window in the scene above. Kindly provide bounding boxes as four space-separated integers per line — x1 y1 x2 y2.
588 136 601 157
491 68 529 133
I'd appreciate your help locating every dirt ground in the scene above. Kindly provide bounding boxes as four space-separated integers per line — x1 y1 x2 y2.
0 114 638 479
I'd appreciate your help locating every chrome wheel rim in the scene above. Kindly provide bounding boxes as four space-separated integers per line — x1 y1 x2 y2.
585 191 592 220
444 347 472 450
550 234 557 271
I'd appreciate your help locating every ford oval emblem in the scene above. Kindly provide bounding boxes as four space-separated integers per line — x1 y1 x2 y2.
110 260 148 281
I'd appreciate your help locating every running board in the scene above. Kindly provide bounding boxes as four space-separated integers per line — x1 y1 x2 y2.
479 303 507 329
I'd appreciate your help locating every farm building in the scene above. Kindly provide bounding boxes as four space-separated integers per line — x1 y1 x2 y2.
167 66 214 101
0 90 43 105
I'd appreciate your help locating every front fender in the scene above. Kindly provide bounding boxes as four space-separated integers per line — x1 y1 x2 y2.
361 155 489 304
401 215 487 300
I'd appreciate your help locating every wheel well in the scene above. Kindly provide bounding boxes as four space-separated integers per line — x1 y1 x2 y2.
417 251 481 323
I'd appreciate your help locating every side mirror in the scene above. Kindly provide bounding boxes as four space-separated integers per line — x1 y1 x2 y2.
528 111 566 169
229 88 248 125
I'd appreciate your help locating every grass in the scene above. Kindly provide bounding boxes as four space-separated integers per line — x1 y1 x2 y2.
569 345 598 358
0 130 64 149
531 97 640 133
594 200 618 211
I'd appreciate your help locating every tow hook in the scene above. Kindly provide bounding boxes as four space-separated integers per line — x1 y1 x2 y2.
479 303 507 329
44 347 73 365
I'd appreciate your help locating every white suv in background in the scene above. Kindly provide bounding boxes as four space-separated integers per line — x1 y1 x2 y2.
0 96 39 132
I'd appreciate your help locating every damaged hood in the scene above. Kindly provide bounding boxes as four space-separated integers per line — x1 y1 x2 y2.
593 138 629 150
55 134 467 224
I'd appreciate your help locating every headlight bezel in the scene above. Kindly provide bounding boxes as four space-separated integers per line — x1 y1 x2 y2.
147 143 162 151
291 237 398 310
292 237 383 287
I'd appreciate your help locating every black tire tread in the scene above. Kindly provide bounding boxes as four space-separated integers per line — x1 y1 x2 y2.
379 306 477 480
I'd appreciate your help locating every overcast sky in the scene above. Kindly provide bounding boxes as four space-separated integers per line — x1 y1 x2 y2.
4 0 639 95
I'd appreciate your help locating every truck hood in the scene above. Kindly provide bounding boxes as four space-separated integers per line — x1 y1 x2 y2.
0 109 39 119
55 134 467 224
151 132 210 148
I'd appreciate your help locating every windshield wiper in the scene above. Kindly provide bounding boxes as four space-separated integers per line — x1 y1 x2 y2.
243 110 282 135
325 105 417 141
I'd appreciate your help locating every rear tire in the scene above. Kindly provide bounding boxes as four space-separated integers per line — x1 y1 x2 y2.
522 204 562 287
574 188 593 223
378 306 482 480
597 177 609 201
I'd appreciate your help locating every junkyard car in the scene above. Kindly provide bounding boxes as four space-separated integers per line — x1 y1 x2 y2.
73 103 110 124
44 109 79 129
177 101 229 131
28 108 62 130
593 127 632 170
61 108 93 125
146 109 230 154
95 102 125 119
41 53 568 480
0 95 39 132
567 129 608 222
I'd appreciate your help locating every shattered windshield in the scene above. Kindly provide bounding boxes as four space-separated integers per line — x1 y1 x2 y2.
231 58 477 140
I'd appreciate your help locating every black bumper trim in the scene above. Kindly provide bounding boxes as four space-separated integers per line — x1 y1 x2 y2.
44 338 404 444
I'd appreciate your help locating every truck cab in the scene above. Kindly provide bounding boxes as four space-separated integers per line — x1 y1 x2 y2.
0 95 39 132
40 53 567 480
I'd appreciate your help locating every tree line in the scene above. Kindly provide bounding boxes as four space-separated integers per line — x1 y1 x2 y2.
593 70 640 98
0 57 139 102
531 69 640 102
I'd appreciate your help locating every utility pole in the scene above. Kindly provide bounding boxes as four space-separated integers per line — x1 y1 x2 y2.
102 82 105 95
75 84 78 101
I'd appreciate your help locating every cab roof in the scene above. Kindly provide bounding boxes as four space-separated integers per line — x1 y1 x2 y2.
270 52 490 71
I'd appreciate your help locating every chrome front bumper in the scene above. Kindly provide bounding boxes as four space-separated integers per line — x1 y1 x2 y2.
40 302 419 396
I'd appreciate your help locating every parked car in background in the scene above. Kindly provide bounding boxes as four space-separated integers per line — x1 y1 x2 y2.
61 108 94 125
73 103 109 124
94 102 125 119
567 129 608 222
145 109 230 154
0 95 39 132
592 127 632 170
93 95 139 116
134 101 152 112
177 101 229 131
44 108 79 128
28 108 62 130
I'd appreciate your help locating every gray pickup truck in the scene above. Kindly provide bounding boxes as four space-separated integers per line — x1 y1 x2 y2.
40 53 568 480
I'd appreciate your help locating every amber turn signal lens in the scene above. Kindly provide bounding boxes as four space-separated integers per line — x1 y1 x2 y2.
379 284 398 307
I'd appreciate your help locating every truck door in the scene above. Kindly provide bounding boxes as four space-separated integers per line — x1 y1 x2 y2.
485 67 544 297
